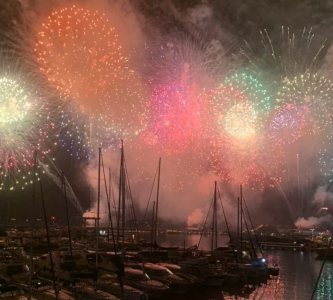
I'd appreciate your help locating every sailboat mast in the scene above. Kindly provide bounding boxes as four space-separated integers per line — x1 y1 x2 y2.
237 197 240 253
151 201 155 253
108 168 111 243
40 167 58 298
211 181 217 251
117 141 123 245
240 185 243 264
214 181 217 250
121 145 126 260
154 157 161 242
28 150 37 300
62 173 73 258
96 148 101 269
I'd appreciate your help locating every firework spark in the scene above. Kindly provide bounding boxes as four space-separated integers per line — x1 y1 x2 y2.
242 27 326 83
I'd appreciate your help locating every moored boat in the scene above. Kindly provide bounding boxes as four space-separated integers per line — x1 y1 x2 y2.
122 267 169 298
143 263 191 294
98 274 149 300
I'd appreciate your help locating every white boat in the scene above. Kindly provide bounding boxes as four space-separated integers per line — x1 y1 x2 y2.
122 267 169 298
98 274 149 300
72 284 120 300
156 262 205 285
143 263 191 294
179 258 224 287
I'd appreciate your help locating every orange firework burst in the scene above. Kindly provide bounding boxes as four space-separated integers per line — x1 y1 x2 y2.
35 5 148 154
35 5 124 107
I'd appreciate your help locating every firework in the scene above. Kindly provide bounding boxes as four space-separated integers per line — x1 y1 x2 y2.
35 5 148 155
224 101 257 138
276 73 333 135
142 82 201 154
200 72 277 187
319 132 333 179
0 60 53 190
268 104 306 145
131 30 233 89
201 73 271 140
209 134 283 189
241 27 326 83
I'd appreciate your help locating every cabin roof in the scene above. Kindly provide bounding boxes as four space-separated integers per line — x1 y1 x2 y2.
125 267 144 275
145 263 168 270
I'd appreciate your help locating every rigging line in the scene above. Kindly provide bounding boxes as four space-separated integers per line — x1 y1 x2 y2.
242 194 263 256
217 185 239 270
124 158 140 243
241 201 258 263
198 196 214 250
124 159 138 231
100 152 124 297
143 163 159 224
310 215 333 300
37 157 58 299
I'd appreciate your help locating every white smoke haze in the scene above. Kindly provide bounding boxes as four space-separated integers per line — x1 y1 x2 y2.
295 215 331 229
292 186 333 229
82 138 243 228
313 185 333 206
187 208 203 226
187 4 213 27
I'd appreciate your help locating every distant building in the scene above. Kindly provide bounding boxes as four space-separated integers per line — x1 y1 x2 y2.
187 226 200 233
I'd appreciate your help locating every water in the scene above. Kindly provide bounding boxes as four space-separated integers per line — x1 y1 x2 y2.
150 233 333 300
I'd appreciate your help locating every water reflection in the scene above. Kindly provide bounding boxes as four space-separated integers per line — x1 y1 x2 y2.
150 233 333 299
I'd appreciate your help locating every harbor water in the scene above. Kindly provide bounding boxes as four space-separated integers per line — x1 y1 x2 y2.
152 233 333 300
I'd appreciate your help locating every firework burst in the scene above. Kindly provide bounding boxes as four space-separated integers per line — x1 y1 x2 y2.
142 82 201 154
268 104 306 146
35 5 148 156
276 73 333 135
201 72 277 187
0 58 53 190
209 135 283 189
130 30 234 89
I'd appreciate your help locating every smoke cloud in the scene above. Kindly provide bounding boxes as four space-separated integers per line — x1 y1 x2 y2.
295 215 331 229
313 186 333 206
187 208 203 227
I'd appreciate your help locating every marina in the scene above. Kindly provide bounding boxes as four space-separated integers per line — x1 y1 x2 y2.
0 229 331 299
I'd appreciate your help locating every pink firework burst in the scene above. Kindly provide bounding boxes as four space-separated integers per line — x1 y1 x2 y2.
142 82 202 154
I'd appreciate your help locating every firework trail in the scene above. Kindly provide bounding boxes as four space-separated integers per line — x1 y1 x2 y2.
39 156 84 214
276 73 333 136
0 57 54 191
241 27 326 84
130 30 234 89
